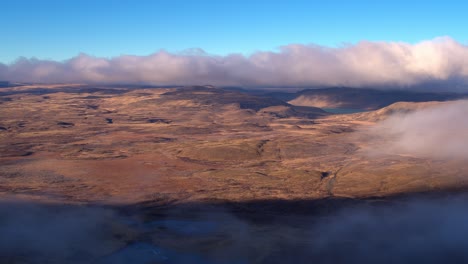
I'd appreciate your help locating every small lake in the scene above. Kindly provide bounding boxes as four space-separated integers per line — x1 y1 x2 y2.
322 108 368 114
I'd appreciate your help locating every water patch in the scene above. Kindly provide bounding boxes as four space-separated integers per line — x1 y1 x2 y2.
322 108 367 114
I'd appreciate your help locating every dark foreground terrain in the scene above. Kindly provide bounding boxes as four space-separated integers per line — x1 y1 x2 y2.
3 193 468 264
1 84 468 263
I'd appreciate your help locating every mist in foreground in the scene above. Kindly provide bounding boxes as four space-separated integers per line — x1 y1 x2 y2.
2 193 468 263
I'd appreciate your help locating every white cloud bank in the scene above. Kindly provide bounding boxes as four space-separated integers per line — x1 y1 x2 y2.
1 37 468 88
369 100 468 159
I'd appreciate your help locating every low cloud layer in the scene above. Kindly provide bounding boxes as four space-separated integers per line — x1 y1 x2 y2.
2 37 468 89
308 195 468 263
0 201 120 262
368 100 468 159
4 195 468 263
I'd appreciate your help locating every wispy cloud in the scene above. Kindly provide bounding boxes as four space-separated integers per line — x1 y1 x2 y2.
1 37 468 89
367 100 468 159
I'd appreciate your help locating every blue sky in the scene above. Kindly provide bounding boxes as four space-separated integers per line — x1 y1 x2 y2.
1 0 466 63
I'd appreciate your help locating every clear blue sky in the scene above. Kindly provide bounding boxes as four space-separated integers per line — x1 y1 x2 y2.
2 0 466 63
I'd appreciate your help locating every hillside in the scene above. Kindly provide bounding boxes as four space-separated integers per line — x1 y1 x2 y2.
1 84 467 205
270 87 468 110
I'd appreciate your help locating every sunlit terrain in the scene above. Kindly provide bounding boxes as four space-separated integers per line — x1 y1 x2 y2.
2 1 468 263
1 84 468 263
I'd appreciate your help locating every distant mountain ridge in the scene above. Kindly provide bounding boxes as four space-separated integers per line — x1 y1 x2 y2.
263 87 468 110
